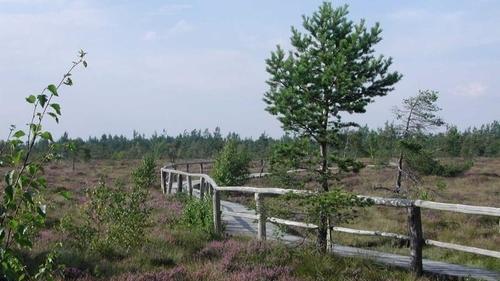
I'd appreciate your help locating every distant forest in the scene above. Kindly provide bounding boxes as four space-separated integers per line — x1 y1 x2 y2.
13 120 500 162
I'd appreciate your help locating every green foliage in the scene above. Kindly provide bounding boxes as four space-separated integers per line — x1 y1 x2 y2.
263 1 400 190
132 154 157 189
269 138 315 189
283 189 373 225
264 2 401 148
402 139 472 177
212 140 250 186
180 196 214 234
0 51 86 280
61 179 150 257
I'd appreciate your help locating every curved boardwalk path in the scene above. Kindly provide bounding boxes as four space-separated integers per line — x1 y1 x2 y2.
171 180 500 281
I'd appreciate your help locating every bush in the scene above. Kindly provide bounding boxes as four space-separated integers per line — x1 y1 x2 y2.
61 155 155 257
212 140 250 186
132 154 157 189
180 196 214 234
61 179 150 257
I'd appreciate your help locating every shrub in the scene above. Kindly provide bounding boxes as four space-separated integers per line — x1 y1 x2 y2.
212 140 250 186
62 178 150 257
132 154 157 189
180 196 214 234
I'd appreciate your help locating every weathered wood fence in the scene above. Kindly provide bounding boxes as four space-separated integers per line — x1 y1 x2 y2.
160 162 500 276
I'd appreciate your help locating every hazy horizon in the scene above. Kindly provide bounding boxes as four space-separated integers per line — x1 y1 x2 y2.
1 0 499 139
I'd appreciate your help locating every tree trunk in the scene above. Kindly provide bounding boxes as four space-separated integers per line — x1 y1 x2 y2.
395 151 403 193
316 142 329 253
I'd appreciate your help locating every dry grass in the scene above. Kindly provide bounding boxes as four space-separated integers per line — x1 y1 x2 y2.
246 157 500 271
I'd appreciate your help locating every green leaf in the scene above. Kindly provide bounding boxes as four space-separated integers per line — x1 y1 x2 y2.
58 190 72 200
26 95 36 104
5 185 14 203
50 103 61 115
23 192 34 204
40 131 53 142
64 77 73 86
13 130 25 138
48 112 59 123
47 84 58 96
37 94 48 107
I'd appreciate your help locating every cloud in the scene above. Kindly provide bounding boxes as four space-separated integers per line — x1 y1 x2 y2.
455 82 487 97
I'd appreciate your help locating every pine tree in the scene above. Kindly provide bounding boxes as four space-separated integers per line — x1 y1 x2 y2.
264 2 401 252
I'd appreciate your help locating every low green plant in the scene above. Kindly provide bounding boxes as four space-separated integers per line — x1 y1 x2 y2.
180 197 214 234
212 140 250 186
62 176 150 257
132 154 157 189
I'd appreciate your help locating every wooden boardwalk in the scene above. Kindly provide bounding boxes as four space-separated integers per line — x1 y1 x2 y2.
171 181 500 281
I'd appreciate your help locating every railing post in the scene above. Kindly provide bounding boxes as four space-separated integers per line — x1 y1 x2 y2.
167 172 174 194
327 218 333 251
408 205 423 276
255 193 266 240
187 176 193 197
200 163 204 174
200 177 206 198
208 183 214 197
213 189 222 234
259 159 264 176
160 170 166 194
177 174 183 193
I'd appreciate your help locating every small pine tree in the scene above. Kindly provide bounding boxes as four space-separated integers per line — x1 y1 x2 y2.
212 140 250 186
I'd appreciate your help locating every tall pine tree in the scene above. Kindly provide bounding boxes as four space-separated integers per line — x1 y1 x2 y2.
264 2 401 252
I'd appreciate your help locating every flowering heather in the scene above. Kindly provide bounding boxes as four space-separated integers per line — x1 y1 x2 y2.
110 265 187 281
229 266 300 281
197 239 291 276
164 200 184 223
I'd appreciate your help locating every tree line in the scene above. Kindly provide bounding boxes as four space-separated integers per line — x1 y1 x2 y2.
4 120 495 163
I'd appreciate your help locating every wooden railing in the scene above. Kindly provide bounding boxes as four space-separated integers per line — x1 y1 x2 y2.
160 164 500 276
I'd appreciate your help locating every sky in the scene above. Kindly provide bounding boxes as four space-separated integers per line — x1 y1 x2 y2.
0 0 499 139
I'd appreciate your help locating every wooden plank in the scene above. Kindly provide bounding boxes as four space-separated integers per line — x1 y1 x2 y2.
223 211 259 220
218 186 310 195
332 227 410 241
415 200 500 217
358 195 414 207
425 239 500 258
408 206 423 276
213 190 222 234
268 217 318 229
255 193 266 240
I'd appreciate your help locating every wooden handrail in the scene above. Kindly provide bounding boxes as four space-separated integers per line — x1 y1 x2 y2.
160 167 500 276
